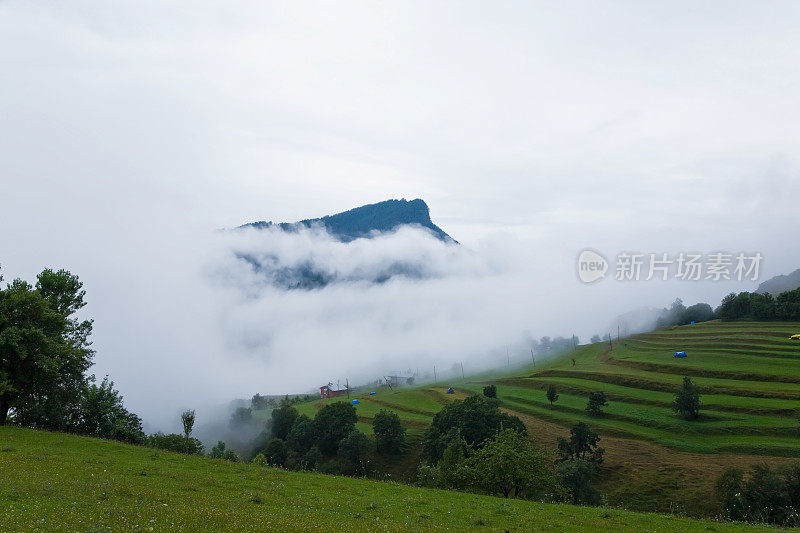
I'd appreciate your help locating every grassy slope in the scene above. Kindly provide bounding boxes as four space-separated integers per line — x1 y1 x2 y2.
0 426 779 532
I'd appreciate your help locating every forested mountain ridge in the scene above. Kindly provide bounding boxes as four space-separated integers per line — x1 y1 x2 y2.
240 198 455 243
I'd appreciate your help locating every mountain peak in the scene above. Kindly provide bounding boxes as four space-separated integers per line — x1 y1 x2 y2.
241 198 456 243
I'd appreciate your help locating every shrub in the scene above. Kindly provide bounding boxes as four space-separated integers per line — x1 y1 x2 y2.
461 429 555 499
482 385 497 398
339 430 370 476
558 459 602 505
230 407 253 428
263 438 288 467
209 441 239 462
80 376 145 444
298 446 323 471
148 433 204 455
715 463 800 526
251 453 268 467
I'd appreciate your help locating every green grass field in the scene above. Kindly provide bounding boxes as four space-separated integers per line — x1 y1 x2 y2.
0 426 781 532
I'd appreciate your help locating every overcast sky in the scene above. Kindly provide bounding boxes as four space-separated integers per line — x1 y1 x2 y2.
2 1 799 430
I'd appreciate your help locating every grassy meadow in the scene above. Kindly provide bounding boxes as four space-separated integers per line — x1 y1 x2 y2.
0 426 781 532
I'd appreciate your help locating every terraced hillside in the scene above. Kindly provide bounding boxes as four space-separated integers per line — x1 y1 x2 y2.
500 321 800 456
286 320 800 516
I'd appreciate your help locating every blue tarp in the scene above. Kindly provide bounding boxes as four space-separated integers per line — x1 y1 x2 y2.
446 387 453 394
673 351 687 358
369 391 376 395
351 399 359 404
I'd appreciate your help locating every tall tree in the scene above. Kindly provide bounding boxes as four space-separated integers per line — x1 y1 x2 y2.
181 409 196 439
0 270 93 427
585 391 607 417
313 401 357 456
271 404 298 440
372 409 406 454
557 422 604 464
674 376 701 420
546 385 559 407
16 270 94 429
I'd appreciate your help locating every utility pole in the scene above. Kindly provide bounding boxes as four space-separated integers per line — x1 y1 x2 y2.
346 378 350 399
506 346 510 367
531 348 535 367
433 365 437 384
460 362 465 379
618 325 620 342
608 333 613 351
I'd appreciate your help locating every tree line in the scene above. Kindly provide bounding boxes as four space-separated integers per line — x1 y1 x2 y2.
246 400 407 476
656 286 800 328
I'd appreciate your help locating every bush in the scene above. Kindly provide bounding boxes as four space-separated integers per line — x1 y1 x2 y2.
263 438 288 467
338 430 370 476
715 463 800 526
558 459 602 505
209 441 239 462
482 385 497 398
298 446 323 471
314 402 357 456
230 407 253 428
251 452 268 467
148 433 204 455
80 376 145 444
422 394 526 462
461 429 555 499
372 409 406 454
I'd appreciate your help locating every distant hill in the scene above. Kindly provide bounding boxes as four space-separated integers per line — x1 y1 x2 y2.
240 198 455 243
757 268 800 295
235 199 457 289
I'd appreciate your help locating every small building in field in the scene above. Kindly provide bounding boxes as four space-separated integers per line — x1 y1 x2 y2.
386 374 415 387
319 384 347 399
